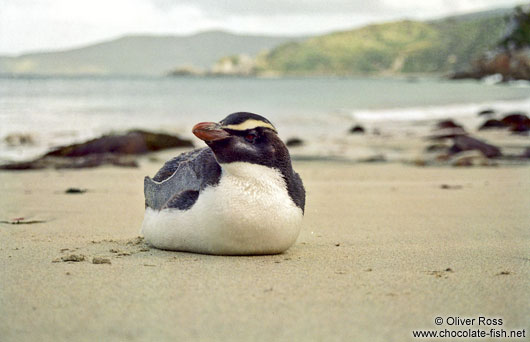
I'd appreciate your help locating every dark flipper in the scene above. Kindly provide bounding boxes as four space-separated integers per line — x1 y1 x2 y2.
288 171 306 213
144 148 221 211
144 165 199 210
163 190 199 210
152 148 208 182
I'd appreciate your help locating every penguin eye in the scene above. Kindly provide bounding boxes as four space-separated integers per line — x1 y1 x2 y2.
244 133 257 143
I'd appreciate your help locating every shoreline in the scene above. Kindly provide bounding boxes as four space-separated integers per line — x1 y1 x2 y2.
2 76 529 164
2 101 530 166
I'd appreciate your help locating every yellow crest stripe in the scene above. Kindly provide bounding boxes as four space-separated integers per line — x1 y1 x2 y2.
222 119 276 132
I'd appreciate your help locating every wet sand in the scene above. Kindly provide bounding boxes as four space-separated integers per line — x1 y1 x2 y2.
1 159 529 341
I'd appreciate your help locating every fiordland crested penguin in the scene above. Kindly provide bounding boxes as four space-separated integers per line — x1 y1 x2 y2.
141 112 305 255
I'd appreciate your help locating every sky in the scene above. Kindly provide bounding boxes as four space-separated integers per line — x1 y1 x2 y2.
0 0 526 55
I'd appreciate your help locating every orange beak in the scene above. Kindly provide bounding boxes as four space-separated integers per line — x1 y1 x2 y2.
192 122 230 142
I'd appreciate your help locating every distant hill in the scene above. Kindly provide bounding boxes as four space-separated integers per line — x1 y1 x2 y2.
0 8 517 77
256 8 513 76
0 31 305 76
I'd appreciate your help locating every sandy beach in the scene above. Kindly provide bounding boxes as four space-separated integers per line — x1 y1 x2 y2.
1 154 528 341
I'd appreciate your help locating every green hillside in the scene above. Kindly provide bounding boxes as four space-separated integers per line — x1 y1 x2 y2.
257 12 510 76
0 31 304 76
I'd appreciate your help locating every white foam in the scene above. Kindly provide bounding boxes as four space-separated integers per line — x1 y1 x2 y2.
351 97 530 123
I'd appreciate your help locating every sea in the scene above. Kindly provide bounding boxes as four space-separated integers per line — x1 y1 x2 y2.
1 75 529 163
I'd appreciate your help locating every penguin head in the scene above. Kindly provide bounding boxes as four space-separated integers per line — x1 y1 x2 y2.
192 112 290 168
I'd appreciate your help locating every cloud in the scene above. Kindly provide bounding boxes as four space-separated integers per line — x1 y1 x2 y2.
0 0 216 54
0 0 525 54
151 0 524 16
152 0 389 15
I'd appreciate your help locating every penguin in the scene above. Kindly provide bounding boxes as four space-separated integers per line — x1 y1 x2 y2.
141 112 305 255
